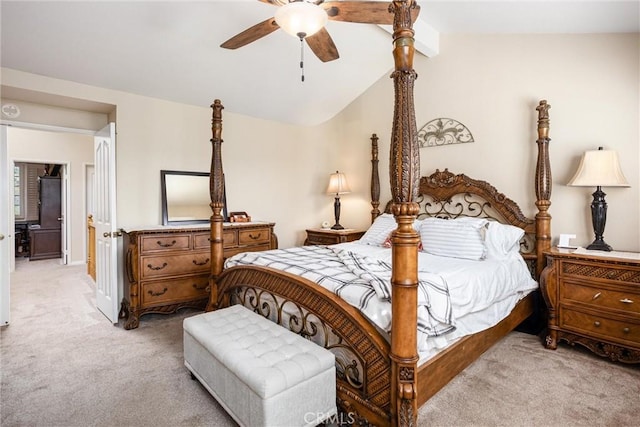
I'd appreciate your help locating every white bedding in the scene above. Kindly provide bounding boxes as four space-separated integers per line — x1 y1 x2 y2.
225 241 538 362
332 242 538 362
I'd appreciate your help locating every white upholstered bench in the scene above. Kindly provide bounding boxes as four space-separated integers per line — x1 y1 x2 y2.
183 304 337 427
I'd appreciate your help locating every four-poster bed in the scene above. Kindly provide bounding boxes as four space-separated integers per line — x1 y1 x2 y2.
204 2 552 425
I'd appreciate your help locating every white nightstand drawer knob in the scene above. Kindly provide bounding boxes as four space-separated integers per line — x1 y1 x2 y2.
620 298 633 304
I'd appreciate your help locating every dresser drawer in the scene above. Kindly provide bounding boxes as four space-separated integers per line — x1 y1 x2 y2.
563 261 640 285
238 228 270 246
140 252 211 279
193 232 211 250
223 229 238 248
141 234 191 253
563 281 639 314
141 275 209 306
561 308 640 347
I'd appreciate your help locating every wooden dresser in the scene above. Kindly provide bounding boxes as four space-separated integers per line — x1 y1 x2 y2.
121 222 276 329
540 247 640 363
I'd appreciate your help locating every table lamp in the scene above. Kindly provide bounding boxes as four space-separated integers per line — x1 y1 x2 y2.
326 171 351 230
567 147 630 251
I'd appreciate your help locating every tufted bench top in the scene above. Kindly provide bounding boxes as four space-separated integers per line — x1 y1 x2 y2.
183 304 335 399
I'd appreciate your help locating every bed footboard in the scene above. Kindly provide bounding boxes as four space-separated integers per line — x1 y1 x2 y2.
213 265 393 426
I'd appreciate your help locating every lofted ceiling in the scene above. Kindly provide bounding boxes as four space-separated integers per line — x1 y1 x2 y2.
1 1 638 126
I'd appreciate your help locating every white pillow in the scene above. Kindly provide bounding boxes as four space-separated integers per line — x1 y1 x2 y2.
419 217 487 260
485 221 525 259
360 214 397 246
360 214 422 246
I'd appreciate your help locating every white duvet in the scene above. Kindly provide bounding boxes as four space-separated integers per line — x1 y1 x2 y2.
331 241 538 360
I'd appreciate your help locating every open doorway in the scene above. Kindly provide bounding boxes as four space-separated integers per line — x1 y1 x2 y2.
7 127 94 272
13 162 64 263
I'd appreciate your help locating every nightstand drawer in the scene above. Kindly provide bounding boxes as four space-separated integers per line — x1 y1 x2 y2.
563 261 640 286
305 229 365 246
562 308 640 346
563 281 639 314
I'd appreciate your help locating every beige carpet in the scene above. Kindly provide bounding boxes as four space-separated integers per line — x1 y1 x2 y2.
1 259 639 427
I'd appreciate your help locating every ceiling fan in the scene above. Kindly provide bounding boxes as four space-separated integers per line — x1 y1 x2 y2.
221 0 421 63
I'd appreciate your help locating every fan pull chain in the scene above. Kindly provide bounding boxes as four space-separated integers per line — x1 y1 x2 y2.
297 32 306 82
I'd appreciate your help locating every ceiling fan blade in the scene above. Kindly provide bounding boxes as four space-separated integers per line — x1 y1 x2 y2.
323 1 420 25
220 17 280 49
305 27 340 63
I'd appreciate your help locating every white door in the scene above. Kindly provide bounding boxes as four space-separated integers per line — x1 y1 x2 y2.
94 123 118 323
0 126 10 326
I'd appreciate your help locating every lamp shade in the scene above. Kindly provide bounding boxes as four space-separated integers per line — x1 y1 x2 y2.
326 171 351 195
567 148 630 187
274 1 328 38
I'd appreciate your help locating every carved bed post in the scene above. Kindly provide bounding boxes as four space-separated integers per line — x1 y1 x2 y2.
371 133 381 223
206 99 225 312
534 100 552 278
389 1 420 426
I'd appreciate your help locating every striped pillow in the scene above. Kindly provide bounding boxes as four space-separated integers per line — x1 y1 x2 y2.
360 214 397 246
419 217 487 260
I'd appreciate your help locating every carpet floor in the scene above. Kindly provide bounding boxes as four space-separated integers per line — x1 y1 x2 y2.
1 258 638 427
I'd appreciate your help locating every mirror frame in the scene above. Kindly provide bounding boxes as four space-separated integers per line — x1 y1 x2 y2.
160 170 212 226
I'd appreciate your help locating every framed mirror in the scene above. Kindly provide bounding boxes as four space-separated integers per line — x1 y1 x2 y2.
161 170 213 226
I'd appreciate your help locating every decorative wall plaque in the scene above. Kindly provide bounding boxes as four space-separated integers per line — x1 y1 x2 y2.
418 118 474 148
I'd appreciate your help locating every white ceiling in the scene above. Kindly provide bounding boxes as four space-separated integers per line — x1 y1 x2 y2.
1 1 638 126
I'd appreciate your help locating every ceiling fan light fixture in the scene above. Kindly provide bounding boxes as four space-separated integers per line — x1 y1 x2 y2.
274 1 328 39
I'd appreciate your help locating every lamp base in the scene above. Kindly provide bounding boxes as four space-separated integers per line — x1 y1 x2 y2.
586 239 612 252
331 224 344 230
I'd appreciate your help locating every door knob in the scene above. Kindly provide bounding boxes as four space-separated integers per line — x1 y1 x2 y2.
0 233 4 241
103 231 123 238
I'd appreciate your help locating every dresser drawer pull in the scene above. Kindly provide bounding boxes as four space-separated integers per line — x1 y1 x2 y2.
623 327 630 334
192 258 210 266
157 240 177 247
192 283 207 291
147 262 168 271
620 298 634 304
594 321 601 327
607 271 616 278
592 292 601 300
148 287 168 297
249 233 262 240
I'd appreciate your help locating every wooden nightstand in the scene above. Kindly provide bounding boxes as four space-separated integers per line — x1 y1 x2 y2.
305 228 365 246
540 247 640 363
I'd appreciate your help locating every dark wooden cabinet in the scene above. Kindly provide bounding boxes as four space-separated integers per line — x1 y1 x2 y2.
29 175 62 260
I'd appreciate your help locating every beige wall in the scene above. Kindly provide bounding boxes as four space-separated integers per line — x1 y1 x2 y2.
338 33 640 252
7 128 94 264
2 32 639 252
1 68 342 249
